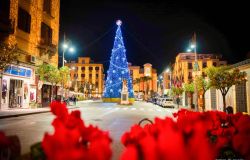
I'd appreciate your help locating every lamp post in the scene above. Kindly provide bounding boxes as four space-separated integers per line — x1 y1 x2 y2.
62 34 75 67
165 68 172 89
187 33 200 111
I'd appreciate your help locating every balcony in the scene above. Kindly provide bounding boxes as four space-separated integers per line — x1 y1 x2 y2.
37 39 57 57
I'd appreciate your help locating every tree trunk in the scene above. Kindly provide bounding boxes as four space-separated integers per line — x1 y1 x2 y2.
202 93 205 112
187 92 193 109
138 82 140 92
222 94 226 111
51 85 54 101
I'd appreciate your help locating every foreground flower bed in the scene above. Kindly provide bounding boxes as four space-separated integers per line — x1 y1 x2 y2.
0 101 112 160
42 101 112 160
1 105 250 160
121 109 250 160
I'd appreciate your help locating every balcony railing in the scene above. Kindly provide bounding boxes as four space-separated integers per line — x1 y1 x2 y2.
37 39 57 57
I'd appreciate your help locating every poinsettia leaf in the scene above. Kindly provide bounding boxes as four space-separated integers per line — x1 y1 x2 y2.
30 142 46 160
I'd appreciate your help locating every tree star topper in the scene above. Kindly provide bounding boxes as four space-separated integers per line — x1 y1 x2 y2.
116 20 122 26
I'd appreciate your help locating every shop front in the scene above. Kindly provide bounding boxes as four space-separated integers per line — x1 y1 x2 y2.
1 65 35 109
36 80 59 107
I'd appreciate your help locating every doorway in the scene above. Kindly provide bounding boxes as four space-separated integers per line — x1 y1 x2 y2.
9 79 23 108
42 84 51 107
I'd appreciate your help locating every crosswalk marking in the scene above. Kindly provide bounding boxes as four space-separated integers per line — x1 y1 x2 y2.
96 107 169 113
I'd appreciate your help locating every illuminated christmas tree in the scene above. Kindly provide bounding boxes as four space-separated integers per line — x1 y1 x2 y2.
103 20 134 103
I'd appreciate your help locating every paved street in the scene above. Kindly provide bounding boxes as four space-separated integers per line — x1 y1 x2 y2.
0 101 178 159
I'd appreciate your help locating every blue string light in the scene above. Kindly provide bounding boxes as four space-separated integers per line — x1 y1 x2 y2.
103 20 134 99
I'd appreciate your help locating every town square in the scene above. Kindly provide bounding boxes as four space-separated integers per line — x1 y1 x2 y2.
0 0 250 159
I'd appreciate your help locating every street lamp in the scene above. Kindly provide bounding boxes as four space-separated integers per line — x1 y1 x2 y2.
165 68 172 89
62 43 74 66
62 34 75 67
186 33 199 111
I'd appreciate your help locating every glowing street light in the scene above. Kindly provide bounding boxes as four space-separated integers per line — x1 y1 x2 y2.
187 48 192 52
69 47 75 53
63 43 68 49
62 34 75 67
190 44 196 49
165 68 170 73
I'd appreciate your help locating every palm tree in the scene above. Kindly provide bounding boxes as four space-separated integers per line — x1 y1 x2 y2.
133 78 141 92
140 76 152 100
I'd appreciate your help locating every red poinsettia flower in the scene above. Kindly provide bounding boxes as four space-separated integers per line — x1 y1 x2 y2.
232 115 250 159
0 131 10 149
42 101 112 160
121 109 250 160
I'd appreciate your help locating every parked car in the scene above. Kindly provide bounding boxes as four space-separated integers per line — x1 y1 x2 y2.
161 98 175 108
152 98 157 104
136 97 143 101
156 98 162 105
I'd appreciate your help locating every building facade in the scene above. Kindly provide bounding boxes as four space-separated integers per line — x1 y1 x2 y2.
205 59 250 114
158 71 172 96
171 53 227 108
128 63 157 99
0 0 60 109
172 53 227 84
65 57 104 98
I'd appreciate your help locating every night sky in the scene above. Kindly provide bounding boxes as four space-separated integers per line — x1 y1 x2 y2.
60 0 249 73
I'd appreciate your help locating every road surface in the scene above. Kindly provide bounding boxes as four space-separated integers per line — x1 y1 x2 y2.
0 100 178 159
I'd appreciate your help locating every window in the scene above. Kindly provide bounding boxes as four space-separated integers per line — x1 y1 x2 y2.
81 67 85 70
188 72 192 79
89 67 93 71
188 63 193 69
43 0 51 14
96 74 99 78
18 7 31 33
213 62 217 66
95 67 99 71
81 74 85 77
145 68 150 76
202 62 207 68
0 0 10 22
41 22 52 45
74 74 78 78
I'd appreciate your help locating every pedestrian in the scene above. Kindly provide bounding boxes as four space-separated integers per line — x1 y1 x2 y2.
176 97 180 109
225 106 233 114
72 95 76 105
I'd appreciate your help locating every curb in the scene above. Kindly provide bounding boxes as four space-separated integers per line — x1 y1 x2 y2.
0 106 80 119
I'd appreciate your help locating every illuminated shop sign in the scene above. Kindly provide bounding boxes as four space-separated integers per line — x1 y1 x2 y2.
4 65 32 78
